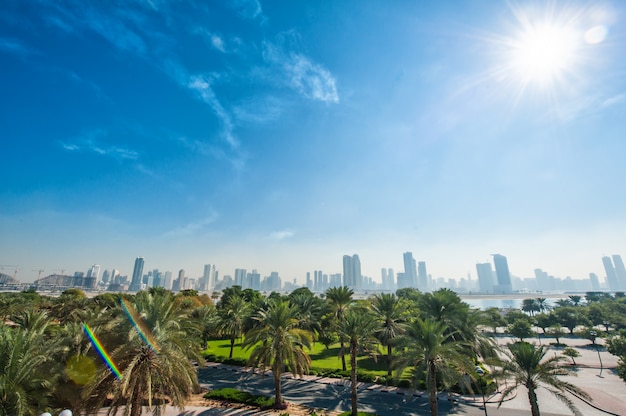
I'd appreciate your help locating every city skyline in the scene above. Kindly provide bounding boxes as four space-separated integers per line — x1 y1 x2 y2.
2 1 626 282
4 251 625 290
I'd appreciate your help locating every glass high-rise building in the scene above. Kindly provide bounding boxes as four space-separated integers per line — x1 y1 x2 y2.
129 257 145 292
402 252 418 288
492 254 512 293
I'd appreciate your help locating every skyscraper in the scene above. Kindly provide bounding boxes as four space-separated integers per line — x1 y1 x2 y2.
613 255 626 290
476 262 495 292
602 256 619 291
417 261 428 290
403 252 418 288
234 269 247 287
84 264 100 289
492 254 512 293
129 257 144 292
342 254 362 290
200 264 215 292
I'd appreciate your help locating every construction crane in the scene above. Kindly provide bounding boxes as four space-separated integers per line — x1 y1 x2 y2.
32 269 45 280
0 265 20 279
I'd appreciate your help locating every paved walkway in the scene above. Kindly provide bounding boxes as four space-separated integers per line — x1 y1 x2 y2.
106 335 626 415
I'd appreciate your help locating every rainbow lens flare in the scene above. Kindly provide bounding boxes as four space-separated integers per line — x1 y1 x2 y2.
83 323 122 380
120 298 160 353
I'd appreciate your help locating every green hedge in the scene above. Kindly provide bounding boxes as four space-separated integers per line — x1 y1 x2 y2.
205 387 275 408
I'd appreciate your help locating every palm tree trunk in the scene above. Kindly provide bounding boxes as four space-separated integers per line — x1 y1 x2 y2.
350 344 358 416
526 381 540 416
130 385 143 416
428 360 438 416
229 338 235 358
340 338 347 371
387 344 393 378
274 366 282 405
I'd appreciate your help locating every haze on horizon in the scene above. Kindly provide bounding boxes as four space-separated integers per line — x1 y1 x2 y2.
1 0 625 284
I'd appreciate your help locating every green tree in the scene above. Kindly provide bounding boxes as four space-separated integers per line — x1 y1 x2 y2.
607 331 626 357
219 296 251 358
535 298 550 313
396 319 473 416
289 290 324 337
85 291 200 416
325 286 354 371
508 319 533 342
553 307 588 334
243 300 313 406
562 347 580 366
534 313 555 335
497 342 589 416
192 304 219 349
370 293 406 378
481 307 506 334
522 298 539 316
568 295 583 307
0 324 55 415
547 325 566 346
338 308 379 416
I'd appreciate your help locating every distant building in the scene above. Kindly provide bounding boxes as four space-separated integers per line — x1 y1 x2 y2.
602 256 621 291
476 262 495 292
129 257 145 292
589 273 601 290
342 254 362 290
403 252 418 288
492 254 512 293
417 261 428 291
613 255 626 291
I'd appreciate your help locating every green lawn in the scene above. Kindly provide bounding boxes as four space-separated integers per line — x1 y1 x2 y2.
204 339 387 376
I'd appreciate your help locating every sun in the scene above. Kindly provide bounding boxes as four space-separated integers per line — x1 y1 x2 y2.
510 24 579 84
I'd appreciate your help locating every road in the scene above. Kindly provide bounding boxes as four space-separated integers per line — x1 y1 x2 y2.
197 365 571 416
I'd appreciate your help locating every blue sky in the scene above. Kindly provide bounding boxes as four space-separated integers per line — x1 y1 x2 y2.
1 0 625 284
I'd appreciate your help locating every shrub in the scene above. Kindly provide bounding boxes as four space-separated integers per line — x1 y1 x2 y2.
205 388 275 408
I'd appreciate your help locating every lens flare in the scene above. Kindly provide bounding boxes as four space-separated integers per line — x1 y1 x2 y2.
83 323 122 380
120 298 160 353
65 354 97 385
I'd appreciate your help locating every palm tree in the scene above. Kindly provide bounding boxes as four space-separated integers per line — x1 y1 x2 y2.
84 291 200 416
338 307 379 416
192 303 220 350
0 324 55 416
568 295 583 307
496 342 590 416
243 300 313 406
535 298 550 313
522 299 539 316
325 286 354 371
219 296 251 358
370 293 406 378
290 291 324 337
396 318 474 416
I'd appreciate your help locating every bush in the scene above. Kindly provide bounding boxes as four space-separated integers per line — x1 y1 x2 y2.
205 388 275 408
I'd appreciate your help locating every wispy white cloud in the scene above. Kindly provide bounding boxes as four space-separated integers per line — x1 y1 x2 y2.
193 28 244 54
164 213 219 237
187 74 240 150
262 33 339 103
601 93 625 109
83 10 147 55
228 0 266 22
269 230 295 240
211 34 225 52
232 95 285 123
0 37 37 56
60 130 139 160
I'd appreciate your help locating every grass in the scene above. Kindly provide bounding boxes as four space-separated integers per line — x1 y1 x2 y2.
204 339 388 377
